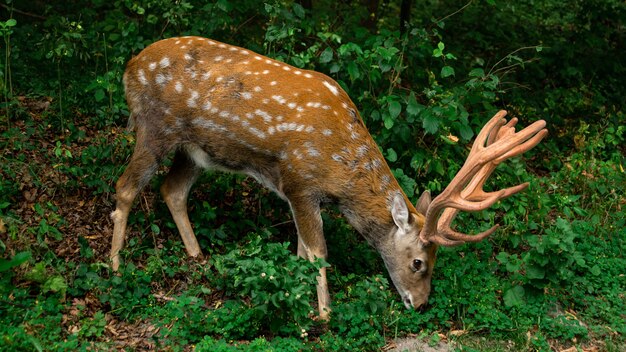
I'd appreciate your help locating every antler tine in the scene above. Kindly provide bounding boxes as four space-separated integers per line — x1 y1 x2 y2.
419 110 547 245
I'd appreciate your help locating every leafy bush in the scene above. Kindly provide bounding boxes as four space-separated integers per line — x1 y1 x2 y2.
211 232 323 336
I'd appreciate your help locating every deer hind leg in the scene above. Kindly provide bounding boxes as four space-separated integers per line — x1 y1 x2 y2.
289 196 331 321
160 148 203 260
110 130 165 271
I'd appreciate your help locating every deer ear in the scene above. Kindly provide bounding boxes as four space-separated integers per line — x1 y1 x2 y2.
391 194 410 234
416 190 432 215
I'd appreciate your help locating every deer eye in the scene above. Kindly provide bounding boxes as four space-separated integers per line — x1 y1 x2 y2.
412 259 423 272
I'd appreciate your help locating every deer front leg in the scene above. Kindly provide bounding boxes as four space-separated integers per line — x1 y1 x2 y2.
160 149 203 259
289 196 331 321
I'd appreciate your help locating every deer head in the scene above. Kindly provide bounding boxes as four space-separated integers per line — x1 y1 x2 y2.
379 111 547 309
110 36 547 320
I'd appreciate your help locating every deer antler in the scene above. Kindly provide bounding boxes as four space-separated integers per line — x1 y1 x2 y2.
419 110 548 246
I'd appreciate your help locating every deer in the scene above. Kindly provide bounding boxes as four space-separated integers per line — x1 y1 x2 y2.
110 36 548 321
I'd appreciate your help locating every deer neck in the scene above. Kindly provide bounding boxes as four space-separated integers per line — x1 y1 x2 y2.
336 162 417 249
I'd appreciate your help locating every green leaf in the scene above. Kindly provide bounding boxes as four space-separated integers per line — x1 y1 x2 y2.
0 251 31 272
441 66 455 78
469 68 485 78
346 61 360 81
422 110 439 134
6 19 17 27
44 276 68 294
386 148 397 162
150 223 160 235
292 3 305 18
589 265 601 276
319 47 333 63
94 89 105 102
383 115 394 129
503 285 525 307
526 265 545 279
388 100 402 118
406 92 423 116
459 124 474 140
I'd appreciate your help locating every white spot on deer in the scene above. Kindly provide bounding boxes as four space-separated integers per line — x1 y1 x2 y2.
255 109 273 122
305 126 315 133
240 50 250 55
254 86 262 92
159 57 170 68
187 91 199 108
175 40 181 45
214 56 224 62
268 126 276 135
322 81 339 96
192 118 228 133
270 81 277 86
293 149 304 160
218 43 227 48
254 56 262 60
306 102 321 108
229 47 238 52
148 62 157 71
219 110 230 118
207 40 216 45
245 112 254 119
282 66 291 71
332 154 343 162
249 127 266 139
380 175 391 190
225 58 233 63
272 95 287 104
272 62 281 67
241 60 250 65
210 107 219 114
294 70 302 75
175 81 183 93
262 98 270 104
322 105 331 110
296 124 305 132
322 129 333 136
307 147 321 157
288 102 297 109
351 131 360 140
304 73 313 78
372 158 382 169
241 92 253 100
155 73 169 85
202 100 213 111
202 71 211 80
184 54 193 61
137 69 148 85
244 71 252 75
262 70 270 75
241 120 250 127
356 145 369 157
216 76 224 83
276 115 284 122
230 115 240 122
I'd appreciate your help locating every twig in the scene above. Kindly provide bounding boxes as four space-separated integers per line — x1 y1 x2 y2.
435 0 474 24
0 4 46 20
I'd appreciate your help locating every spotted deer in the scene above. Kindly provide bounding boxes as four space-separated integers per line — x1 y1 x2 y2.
110 36 547 320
